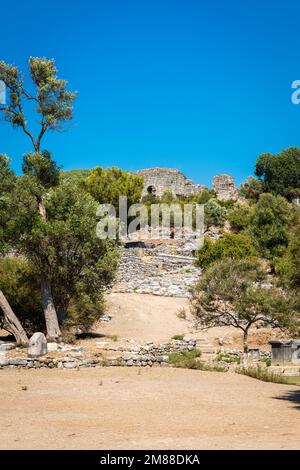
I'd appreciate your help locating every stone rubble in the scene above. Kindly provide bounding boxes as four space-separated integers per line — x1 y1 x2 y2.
113 247 201 297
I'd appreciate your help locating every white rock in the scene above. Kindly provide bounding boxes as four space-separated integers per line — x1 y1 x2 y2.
28 332 47 358
47 342 59 352
0 343 15 352
0 351 7 366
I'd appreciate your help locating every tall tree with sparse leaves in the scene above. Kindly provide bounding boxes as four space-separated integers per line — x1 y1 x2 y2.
0 58 76 340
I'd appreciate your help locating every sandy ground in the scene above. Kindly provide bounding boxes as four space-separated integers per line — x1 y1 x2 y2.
0 367 299 450
1 292 296 450
100 293 285 349
101 293 191 343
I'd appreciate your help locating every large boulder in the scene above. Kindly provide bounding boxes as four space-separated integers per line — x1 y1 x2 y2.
28 332 47 358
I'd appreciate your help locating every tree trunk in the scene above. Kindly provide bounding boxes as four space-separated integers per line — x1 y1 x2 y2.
37 195 61 340
0 290 29 344
242 329 250 365
41 275 61 341
37 195 47 220
243 330 249 354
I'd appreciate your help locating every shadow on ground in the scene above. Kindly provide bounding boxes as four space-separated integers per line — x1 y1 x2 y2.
273 389 300 410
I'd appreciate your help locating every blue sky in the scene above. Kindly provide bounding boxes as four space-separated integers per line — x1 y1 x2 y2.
0 0 300 187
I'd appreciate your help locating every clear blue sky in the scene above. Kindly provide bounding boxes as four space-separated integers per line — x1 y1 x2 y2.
1 0 300 187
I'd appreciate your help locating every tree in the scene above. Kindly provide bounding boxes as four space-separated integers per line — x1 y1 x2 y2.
239 176 264 201
250 193 293 259
83 166 143 213
0 57 76 339
191 258 298 354
228 203 253 232
0 257 43 336
195 233 258 269
0 155 29 344
204 199 227 229
255 147 300 199
275 208 300 287
39 180 119 328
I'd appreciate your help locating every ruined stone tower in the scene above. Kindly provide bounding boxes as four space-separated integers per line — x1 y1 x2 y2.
212 174 238 201
136 168 205 198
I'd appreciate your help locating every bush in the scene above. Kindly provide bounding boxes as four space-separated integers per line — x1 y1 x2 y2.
239 176 264 201
216 352 241 364
236 365 289 384
168 349 225 372
204 199 227 228
255 147 300 200
228 203 253 232
172 334 184 341
250 193 293 259
195 233 258 269
0 257 44 334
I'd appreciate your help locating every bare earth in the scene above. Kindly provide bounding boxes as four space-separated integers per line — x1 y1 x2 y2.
1 292 298 450
100 293 286 349
0 367 299 450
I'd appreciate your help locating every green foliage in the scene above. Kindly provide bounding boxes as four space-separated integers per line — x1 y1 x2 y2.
204 199 227 228
160 190 176 203
250 193 293 259
236 365 289 384
216 352 241 364
0 257 43 334
191 188 216 204
0 161 119 332
22 150 60 190
28 180 119 314
255 147 300 200
83 166 143 212
169 349 225 371
191 258 299 351
228 203 253 232
172 334 184 341
60 169 91 183
0 57 76 134
239 176 264 201
275 209 300 287
195 233 258 269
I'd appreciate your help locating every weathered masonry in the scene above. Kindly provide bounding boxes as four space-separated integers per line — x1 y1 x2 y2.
136 168 205 198
135 167 238 201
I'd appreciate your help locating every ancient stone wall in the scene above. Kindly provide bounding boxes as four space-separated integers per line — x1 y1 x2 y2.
136 168 205 198
113 247 201 297
212 174 238 200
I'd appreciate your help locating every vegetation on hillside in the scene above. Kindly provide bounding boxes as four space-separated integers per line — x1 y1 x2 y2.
0 56 299 350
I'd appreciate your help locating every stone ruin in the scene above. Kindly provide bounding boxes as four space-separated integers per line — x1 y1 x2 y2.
135 167 238 201
212 174 238 201
136 168 205 198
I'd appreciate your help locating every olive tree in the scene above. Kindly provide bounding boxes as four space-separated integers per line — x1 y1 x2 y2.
191 258 298 354
0 155 28 343
0 58 76 339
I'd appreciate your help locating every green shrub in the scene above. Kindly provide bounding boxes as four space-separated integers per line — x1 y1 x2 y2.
168 349 226 372
216 352 241 364
172 334 184 341
228 203 253 232
204 199 227 228
0 257 44 334
195 233 258 269
236 365 289 384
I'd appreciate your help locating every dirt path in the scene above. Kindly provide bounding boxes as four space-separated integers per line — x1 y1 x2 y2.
101 293 192 343
0 367 299 450
100 293 282 349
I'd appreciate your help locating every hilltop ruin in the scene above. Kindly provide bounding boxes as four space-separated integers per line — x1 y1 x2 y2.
135 167 238 200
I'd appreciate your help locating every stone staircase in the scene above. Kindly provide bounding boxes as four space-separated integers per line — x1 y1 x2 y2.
196 338 216 359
